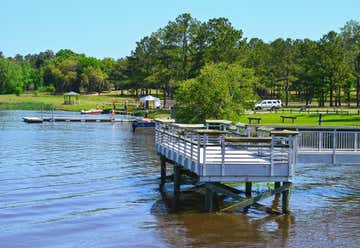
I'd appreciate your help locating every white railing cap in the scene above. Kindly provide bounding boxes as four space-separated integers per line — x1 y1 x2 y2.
171 123 205 129
205 119 232 125
154 118 175 123
271 130 299 137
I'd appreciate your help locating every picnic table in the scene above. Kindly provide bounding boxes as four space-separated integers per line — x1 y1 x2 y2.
248 117 261 124
280 115 297 123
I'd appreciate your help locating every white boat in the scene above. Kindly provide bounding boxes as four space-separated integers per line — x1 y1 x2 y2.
23 117 44 123
80 109 103 114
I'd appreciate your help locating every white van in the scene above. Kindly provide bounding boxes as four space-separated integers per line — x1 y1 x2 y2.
254 100 282 110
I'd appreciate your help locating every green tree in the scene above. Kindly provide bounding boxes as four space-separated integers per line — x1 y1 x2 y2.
245 38 273 97
269 38 298 106
175 63 257 123
340 20 360 106
81 66 109 93
203 18 243 63
0 57 24 93
319 31 353 107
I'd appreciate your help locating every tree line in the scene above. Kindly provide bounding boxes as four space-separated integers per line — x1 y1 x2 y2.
0 13 359 107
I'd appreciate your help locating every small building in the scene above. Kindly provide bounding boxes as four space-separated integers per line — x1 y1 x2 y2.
63 91 80 105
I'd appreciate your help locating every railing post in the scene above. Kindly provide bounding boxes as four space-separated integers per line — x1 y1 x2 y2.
319 131 323 150
197 134 201 175
332 129 337 164
355 132 358 152
190 133 194 171
183 131 187 167
221 135 225 176
202 134 208 177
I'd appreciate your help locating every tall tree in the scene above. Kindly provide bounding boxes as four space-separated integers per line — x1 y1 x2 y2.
319 31 353 107
270 38 298 107
340 20 360 107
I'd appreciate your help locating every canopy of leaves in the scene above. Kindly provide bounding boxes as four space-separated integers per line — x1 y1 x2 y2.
175 63 257 123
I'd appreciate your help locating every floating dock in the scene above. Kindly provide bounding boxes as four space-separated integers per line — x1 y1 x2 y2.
23 116 138 123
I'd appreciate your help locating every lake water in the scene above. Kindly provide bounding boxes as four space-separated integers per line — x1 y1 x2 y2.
0 110 359 248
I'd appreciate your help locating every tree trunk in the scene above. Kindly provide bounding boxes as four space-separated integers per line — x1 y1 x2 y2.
357 76 360 107
156 88 159 97
285 80 289 107
337 87 341 107
163 87 167 109
329 84 334 107
357 56 360 107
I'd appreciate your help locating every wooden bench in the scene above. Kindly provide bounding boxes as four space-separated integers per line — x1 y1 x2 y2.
248 117 261 124
280 116 297 123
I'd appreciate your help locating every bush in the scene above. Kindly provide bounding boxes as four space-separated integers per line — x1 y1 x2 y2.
14 87 23 96
46 84 56 94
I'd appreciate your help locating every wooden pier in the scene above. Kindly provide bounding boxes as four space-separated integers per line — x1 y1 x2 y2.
155 119 298 214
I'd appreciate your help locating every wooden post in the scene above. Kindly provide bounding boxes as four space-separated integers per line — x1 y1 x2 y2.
274 182 281 197
282 182 292 214
245 182 252 212
245 182 252 197
205 185 215 212
160 155 166 187
173 165 181 210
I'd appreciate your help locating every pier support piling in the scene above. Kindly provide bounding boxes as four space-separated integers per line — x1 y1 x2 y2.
282 182 292 214
173 165 181 210
275 182 281 197
245 182 252 197
205 186 215 212
245 182 252 212
160 155 166 187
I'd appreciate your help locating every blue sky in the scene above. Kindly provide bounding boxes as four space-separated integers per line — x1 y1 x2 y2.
1 0 359 59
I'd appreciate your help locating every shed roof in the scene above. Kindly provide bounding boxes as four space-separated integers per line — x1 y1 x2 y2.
64 91 80 96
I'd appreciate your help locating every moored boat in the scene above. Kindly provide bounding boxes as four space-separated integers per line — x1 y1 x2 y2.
23 117 44 123
80 109 103 114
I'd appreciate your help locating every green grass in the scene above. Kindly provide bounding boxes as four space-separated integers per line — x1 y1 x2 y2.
237 113 360 127
1 93 360 126
0 92 136 111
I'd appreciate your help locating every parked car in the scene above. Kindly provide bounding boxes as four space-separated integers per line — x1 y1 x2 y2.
254 100 282 110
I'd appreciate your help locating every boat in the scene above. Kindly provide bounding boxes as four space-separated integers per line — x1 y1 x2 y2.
23 117 44 123
132 118 155 132
80 109 103 114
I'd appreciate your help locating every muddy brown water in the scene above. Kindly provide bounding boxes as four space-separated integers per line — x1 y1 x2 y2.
0 110 359 247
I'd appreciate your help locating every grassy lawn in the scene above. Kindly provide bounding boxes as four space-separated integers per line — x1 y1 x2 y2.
0 93 136 111
237 113 360 127
1 93 360 126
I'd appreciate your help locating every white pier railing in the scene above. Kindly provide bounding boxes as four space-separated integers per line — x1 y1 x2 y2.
155 120 298 182
298 130 360 151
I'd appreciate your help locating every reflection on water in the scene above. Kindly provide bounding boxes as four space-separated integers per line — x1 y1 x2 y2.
0 110 359 247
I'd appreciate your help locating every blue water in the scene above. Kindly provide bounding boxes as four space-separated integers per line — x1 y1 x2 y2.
0 110 359 248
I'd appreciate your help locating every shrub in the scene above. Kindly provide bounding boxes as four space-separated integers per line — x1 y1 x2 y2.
14 87 23 96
